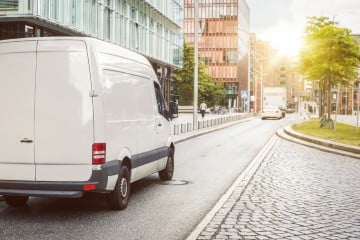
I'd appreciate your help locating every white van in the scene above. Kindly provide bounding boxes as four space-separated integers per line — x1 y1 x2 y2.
0 37 177 210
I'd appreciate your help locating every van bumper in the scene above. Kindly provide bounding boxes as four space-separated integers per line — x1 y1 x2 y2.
0 160 121 198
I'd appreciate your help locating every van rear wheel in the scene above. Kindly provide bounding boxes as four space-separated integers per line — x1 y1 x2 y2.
108 165 130 210
4 195 29 207
158 149 174 181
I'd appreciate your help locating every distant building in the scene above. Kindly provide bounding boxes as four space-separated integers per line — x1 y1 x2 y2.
0 0 183 103
183 0 249 110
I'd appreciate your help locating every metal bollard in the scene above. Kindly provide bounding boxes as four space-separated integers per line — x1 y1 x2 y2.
174 125 180 135
181 124 187 133
187 123 192 132
198 121 203 129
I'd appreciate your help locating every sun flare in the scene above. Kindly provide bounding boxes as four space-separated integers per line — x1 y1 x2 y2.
260 25 304 57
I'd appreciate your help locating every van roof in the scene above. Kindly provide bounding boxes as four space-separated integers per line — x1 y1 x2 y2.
0 37 152 68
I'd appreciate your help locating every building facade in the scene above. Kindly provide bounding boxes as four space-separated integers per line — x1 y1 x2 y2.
183 0 249 110
0 0 183 103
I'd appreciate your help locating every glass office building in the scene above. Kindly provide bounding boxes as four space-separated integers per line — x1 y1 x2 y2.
0 0 183 102
184 0 249 110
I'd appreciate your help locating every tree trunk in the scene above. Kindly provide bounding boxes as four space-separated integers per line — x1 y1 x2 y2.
319 83 324 118
327 79 332 120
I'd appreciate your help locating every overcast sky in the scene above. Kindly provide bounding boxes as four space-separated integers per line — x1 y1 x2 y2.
246 0 360 55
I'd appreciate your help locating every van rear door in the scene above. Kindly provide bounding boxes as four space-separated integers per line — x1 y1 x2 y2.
0 41 37 181
35 40 93 182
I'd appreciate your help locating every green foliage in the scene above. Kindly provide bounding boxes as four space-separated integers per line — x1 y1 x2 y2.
299 16 360 122
173 43 225 107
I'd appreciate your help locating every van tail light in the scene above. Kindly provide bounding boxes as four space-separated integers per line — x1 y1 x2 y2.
92 143 106 165
83 183 97 191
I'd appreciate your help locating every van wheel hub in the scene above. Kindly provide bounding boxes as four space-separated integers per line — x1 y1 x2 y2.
120 177 128 198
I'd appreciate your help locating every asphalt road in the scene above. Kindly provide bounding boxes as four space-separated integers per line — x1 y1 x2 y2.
0 114 300 240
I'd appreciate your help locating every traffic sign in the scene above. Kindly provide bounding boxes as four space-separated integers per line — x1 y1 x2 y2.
241 90 248 99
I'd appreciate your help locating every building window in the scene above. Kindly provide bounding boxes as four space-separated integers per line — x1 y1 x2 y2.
88 0 96 35
40 0 49 18
104 6 111 40
157 23 163 59
70 0 81 29
129 7 137 49
0 0 18 10
49 0 58 20
149 19 155 56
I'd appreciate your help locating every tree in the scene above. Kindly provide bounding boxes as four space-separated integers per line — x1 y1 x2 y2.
173 42 225 107
299 16 360 128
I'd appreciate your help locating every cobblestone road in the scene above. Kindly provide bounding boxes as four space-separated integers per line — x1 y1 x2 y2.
196 137 360 240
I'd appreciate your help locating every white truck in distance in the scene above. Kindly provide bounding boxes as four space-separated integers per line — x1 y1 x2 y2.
263 87 287 117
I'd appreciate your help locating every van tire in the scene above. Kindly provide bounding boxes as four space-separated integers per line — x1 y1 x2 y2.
108 165 130 210
158 149 174 181
4 195 29 206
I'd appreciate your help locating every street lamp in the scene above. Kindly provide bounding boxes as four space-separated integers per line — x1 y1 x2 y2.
193 0 199 130
251 53 264 112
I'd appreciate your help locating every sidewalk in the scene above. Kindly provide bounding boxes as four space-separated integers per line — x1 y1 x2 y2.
332 114 360 127
171 113 255 143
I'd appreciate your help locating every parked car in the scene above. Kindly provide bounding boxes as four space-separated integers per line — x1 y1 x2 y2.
260 106 283 120
0 37 178 210
286 107 295 113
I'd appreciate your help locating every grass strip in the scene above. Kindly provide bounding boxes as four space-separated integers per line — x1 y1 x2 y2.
292 118 360 146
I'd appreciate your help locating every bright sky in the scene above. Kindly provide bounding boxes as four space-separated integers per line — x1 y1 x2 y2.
247 0 360 56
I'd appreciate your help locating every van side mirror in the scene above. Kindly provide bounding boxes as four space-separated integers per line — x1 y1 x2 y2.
169 101 178 119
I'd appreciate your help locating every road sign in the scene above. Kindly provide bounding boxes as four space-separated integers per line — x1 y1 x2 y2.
241 90 248 99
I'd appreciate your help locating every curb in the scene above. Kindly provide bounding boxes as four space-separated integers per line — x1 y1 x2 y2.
284 126 360 154
277 128 360 160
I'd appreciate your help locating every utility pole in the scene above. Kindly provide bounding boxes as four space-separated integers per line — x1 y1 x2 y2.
193 0 198 130
247 39 251 113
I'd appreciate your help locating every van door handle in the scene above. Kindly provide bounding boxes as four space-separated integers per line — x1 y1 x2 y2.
158 123 162 127
20 138 33 143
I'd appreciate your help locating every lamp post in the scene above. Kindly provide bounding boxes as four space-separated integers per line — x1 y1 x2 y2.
193 0 199 130
251 53 264 112
247 42 251 113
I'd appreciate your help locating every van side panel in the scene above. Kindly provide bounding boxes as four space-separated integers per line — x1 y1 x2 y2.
0 41 37 181
35 40 93 181
95 46 171 183
131 72 162 182
100 69 138 163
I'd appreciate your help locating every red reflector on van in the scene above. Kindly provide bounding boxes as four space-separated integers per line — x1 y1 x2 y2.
83 183 97 191
92 143 106 165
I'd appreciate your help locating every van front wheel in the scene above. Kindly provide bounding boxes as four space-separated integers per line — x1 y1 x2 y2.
158 149 174 181
108 165 130 210
4 195 29 207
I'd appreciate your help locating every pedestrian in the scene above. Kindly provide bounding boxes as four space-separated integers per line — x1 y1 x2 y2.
200 101 207 119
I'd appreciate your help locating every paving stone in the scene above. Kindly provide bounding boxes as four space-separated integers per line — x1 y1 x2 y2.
195 137 360 239
195 139 360 239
